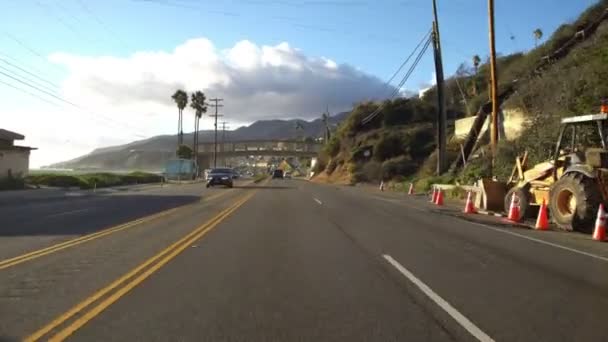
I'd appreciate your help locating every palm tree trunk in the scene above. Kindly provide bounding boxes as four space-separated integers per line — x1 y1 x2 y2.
193 116 197 159
179 109 183 145
177 109 181 147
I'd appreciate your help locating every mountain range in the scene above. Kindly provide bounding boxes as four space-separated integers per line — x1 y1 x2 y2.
47 112 348 171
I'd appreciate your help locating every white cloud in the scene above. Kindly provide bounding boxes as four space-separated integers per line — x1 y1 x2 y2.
5 37 395 167
49 38 392 121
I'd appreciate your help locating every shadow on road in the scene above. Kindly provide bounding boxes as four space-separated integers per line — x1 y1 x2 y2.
0 336 19 342
233 185 293 190
0 194 199 237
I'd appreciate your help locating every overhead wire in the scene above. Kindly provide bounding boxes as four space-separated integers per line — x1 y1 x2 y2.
0 64 59 95
0 56 59 90
0 68 147 138
361 32 433 125
381 28 432 94
0 78 63 108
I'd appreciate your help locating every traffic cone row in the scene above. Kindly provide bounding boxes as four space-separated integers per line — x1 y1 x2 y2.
535 199 549 230
434 188 444 206
593 204 607 242
463 191 476 214
507 193 520 222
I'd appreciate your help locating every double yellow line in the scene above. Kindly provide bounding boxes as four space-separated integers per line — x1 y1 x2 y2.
0 184 246 271
0 208 180 271
26 190 255 342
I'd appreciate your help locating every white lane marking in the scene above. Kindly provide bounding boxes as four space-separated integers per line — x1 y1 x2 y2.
313 198 323 205
372 196 426 212
373 194 608 263
383 254 495 342
469 222 608 263
45 208 90 218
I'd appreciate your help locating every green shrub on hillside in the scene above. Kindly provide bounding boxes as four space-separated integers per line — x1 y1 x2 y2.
381 156 417 180
324 135 341 157
362 161 382 181
374 132 406 161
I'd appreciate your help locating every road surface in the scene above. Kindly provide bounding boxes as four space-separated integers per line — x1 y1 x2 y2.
1 178 607 341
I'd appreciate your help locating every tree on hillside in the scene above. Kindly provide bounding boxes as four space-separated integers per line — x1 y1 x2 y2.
533 28 543 47
190 91 207 159
171 89 188 147
472 55 481 75
294 121 304 140
471 55 481 96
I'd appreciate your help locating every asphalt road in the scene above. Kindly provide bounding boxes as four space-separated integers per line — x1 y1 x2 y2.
1 178 607 341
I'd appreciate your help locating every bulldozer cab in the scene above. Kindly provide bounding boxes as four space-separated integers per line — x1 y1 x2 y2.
552 113 608 180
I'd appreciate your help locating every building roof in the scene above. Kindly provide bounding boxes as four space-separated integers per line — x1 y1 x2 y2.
0 129 24 141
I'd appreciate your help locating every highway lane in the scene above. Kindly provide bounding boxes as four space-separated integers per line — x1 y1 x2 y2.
0 181 256 340
3 178 608 341
0 181 243 261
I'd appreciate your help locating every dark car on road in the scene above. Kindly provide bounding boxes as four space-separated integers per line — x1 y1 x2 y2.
206 168 234 188
272 169 284 179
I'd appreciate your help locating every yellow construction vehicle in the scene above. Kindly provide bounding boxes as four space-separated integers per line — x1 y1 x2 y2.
506 111 608 233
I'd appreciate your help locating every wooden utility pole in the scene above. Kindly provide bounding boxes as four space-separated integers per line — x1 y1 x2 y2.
432 0 447 175
488 0 499 159
208 98 224 168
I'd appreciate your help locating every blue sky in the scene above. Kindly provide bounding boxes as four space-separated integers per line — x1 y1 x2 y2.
0 0 600 166
2 0 597 90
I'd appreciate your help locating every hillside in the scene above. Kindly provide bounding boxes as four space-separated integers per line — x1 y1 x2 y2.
48 112 348 171
315 1 608 186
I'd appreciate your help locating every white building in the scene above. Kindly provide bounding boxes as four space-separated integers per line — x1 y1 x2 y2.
0 129 35 178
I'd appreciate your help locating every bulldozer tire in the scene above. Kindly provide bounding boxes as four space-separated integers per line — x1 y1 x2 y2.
504 186 530 221
549 173 601 234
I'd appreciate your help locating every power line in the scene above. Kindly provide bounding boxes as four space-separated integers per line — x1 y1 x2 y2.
76 0 131 49
34 0 96 45
0 70 146 137
0 58 59 92
208 98 224 168
362 34 433 125
382 28 432 94
0 78 63 108
2 33 65 75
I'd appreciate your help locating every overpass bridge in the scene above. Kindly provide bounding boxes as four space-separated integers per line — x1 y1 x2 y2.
196 139 322 169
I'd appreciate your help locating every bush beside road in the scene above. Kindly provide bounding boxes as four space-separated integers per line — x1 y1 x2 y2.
24 172 163 190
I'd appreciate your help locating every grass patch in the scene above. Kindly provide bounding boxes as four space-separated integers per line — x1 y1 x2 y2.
253 174 268 183
25 172 162 189
0 176 26 191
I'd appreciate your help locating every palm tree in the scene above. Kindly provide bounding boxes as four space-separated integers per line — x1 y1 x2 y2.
471 55 481 96
294 121 304 141
190 91 207 160
533 28 543 47
171 89 188 147
472 55 481 75
321 110 331 142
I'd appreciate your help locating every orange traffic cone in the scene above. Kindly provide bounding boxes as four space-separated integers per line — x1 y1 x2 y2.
593 204 607 242
463 191 476 214
535 199 549 230
430 187 437 203
507 193 520 222
435 189 444 206
408 183 414 195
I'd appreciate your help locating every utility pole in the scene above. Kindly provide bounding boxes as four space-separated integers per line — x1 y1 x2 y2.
208 98 224 168
488 0 499 160
432 0 447 175
220 121 229 150
220 121 229 165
